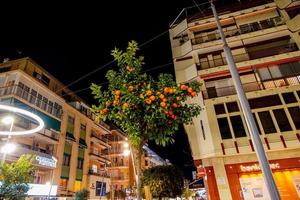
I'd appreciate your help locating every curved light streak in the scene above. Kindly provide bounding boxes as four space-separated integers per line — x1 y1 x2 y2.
0 104 44 135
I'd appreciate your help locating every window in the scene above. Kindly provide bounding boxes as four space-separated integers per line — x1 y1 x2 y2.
226 102 239 112
48 101 53 114
214 104 226 115
67 116 75 133
273 109 292 132
29 89 37 104
77 158 84 169
249 95 282 109
96 181 106 196
217 117 232 139
288 106 300 129
22 85 30 100
282 92 297 104
297 91 300 99
230 115 246 138
63 154 71 166
258 111 276 134
16 82 24 97
36 94 42 107
33 71 42 80
80 124 86 140
41 74 50 86
207 87 218 98
41 97 48 111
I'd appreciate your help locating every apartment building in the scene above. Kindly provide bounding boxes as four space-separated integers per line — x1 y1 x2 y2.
169 0 300 199
0 57 114 199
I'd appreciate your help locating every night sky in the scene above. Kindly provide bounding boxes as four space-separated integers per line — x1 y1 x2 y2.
0 0 225 180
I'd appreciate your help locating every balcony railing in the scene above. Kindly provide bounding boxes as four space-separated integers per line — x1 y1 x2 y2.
89 168 110 178
2 142 56 168
0 85 63 119
197 43 298 70
203 76 300 99
91 132 108 143
191 17 284 45
90 149 108 159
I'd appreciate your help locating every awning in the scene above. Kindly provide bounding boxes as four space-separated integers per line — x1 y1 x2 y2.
66 132 76 142
5 98 61 132
79 138 88 148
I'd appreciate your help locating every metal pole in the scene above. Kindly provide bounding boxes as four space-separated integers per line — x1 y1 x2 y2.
47 169 54 199
210 2 280 200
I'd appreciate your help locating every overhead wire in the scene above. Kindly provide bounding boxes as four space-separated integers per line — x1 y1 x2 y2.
55 30 171 94
56 1 210 96
60 62 174 97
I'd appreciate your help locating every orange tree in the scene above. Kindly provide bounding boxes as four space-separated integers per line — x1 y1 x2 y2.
91 41 201 200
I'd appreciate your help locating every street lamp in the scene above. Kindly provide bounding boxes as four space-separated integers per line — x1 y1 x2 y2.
1 116 15 165
47 156 57 199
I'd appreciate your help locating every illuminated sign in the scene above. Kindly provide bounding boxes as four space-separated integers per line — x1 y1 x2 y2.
36 156 57 168
240 163 280 172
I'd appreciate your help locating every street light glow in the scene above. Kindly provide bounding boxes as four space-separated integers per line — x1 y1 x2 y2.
0 143 16 154
123 142 129 148
123 149 130 156
0 105 44 135
1 116 14 125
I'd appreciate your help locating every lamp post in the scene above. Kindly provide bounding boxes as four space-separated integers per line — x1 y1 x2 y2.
210 2 280 199
1 116 16 165
47 156 57 199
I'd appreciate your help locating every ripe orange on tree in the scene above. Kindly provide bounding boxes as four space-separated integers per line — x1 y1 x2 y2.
150 95 156 101
180 85 188 90
160 102 166 108
113 100 119 105
188 87 193 93
191 92 197 97
163 87 169 94
162 98 167 102
146 90 152 96
172 103 178 108
106 101 111 107
129 85 134 92
122 103 129 109
146 99 152 105
115 90 121 95
159 94 165 99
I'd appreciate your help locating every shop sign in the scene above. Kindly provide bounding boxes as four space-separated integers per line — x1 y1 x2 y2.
36 156 57 168
240 163 280 172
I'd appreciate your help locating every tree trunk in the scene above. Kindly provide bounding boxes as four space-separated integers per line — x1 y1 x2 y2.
135 142 143 200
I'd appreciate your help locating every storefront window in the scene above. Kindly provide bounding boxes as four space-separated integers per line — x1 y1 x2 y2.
258 111 276 134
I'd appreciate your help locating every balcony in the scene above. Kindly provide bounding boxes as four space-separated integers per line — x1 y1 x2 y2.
90 149 110 163
90 132 110 148
0 85 63 119
191 16 284 46
202 76 300 99
197 43 298 71
2 142 57 169
88 168 110 178
186 0 273 23
10 120 59 144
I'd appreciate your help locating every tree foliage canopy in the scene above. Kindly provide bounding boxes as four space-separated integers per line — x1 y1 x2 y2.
142 165 184 198
0 155 35 200
91 41 201 147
